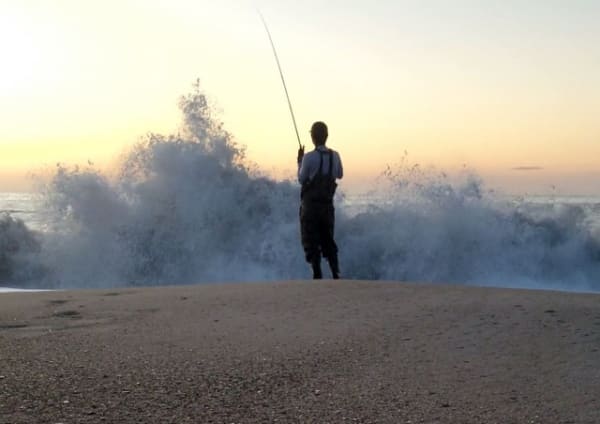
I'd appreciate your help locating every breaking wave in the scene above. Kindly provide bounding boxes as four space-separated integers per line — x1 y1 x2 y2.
2 83 600 292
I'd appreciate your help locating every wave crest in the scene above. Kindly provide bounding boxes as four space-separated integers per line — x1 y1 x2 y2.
2 83 600 292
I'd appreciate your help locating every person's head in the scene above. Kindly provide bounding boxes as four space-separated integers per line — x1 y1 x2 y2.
310 121 328 146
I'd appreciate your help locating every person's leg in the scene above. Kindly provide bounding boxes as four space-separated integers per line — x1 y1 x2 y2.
310 254 323 279
327 254 340 279
320 204 340 279
300 204 322 279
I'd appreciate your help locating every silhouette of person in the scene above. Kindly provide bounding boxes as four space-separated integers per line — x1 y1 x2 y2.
297 121 343 279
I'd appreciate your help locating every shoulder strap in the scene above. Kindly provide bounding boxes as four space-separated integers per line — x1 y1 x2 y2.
318 150 324 174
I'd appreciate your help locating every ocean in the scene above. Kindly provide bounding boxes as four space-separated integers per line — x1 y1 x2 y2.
2 88 600 293
3 187 600 293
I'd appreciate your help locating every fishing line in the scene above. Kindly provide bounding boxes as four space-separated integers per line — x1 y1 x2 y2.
258 10 303 149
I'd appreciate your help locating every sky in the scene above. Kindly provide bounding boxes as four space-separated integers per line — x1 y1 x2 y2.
1 0 599 194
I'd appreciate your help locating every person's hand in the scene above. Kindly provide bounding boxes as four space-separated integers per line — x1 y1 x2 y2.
297 145 305 163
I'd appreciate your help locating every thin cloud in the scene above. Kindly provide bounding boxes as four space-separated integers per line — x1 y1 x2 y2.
511 166 544 171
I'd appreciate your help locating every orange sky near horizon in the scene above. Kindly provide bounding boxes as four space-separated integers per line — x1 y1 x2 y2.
1 0 599 194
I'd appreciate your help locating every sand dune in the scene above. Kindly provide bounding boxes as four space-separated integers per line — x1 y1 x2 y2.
1 281 599 423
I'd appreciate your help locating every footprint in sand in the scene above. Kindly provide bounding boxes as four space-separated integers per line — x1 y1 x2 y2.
52 310 82 319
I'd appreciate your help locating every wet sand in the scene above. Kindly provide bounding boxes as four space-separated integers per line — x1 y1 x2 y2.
1 280 599 423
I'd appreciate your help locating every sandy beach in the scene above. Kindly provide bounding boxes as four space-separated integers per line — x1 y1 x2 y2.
1 280 599 423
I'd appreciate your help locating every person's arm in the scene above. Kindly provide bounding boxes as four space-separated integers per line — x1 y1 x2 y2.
298 148 310 184
336 151 343 180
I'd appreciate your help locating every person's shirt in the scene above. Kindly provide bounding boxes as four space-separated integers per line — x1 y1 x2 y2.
298 145 343 185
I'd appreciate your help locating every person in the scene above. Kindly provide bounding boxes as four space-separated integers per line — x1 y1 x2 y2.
297 121 343 279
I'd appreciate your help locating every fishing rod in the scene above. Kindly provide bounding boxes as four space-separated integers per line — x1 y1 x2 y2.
258 10 303 149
